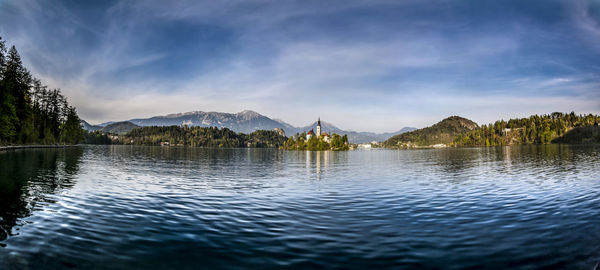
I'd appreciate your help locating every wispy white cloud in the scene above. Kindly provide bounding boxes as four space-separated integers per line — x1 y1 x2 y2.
539 77 574 87
570 0 600 51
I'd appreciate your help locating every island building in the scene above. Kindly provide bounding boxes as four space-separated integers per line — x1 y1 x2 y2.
306 118 330 142
316 117 321 137
306 129 314 140
321 132 330 143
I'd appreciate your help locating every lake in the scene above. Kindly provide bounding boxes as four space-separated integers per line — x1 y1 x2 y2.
1 145 599 269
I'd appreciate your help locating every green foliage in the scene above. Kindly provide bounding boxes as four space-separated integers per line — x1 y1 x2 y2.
84 131 112 144
100 121 139 135
0 35 84 146
551 126 600 144
61 106 85 144
245 130 288 147
384 116 478 148
116 126 287 148
281 133 349 151
453 112 600 147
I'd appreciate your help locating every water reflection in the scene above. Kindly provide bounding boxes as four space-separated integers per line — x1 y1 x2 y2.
100 146 349 182
1 145 599 269
432 148 478 174
0 148 82 243
302 150 348 179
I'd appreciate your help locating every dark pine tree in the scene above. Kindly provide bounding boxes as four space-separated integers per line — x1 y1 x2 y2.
0 35 85 145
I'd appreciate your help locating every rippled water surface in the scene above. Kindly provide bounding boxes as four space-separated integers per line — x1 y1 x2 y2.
1 145 600 269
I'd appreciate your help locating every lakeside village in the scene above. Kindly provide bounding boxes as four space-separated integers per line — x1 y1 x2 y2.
282 118 350 151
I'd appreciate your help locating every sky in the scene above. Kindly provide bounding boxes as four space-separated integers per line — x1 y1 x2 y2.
0 0 599 132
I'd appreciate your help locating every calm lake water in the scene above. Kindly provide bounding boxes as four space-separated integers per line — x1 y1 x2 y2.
1 145 599 269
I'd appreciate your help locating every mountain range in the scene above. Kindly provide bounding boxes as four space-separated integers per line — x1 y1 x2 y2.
81 110 415 143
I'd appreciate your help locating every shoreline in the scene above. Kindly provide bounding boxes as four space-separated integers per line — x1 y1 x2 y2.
0 145 80 152
385 142 600 150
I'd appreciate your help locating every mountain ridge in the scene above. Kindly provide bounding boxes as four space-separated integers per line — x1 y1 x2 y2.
100 121 140 135
80 120 102 131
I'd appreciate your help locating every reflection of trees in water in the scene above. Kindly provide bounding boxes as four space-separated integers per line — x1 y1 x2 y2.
432 145 592 182
434 145 586 174
102 146 292 191
433 148 478 174
502 145 579 170
0 148 82 242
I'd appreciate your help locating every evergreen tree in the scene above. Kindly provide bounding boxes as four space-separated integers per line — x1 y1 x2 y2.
0 35 84 145
5 46 32 142
0 37 18 143
61 106 84 144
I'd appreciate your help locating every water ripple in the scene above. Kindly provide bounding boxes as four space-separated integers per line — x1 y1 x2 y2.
0 145 599 269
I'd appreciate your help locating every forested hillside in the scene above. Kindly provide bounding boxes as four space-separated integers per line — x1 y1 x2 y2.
454 112 600 146
0 36 83 145
384 116 478 147
99 121 139 135
117 126 287 148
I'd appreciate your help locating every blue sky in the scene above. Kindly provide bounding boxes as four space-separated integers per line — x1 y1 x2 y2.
0 0 599 132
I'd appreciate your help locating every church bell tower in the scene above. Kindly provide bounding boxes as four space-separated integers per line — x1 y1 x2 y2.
317 117 321 137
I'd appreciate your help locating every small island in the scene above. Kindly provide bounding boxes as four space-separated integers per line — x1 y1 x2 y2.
281 118 349 151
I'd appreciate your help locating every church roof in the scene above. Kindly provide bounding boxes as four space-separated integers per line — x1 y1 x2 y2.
307 129 314 135
322 132 329 137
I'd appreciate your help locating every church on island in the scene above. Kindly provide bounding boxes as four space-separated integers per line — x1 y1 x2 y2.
282 117 349 151
306 118 330 143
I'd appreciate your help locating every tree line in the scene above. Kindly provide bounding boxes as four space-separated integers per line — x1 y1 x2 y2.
453 112 600 146
114 126 288 148
0 36 83 145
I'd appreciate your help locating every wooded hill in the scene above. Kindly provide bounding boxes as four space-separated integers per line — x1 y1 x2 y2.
384 116 478 148
454 112 600 146
100 121 139 135
384 112 600 148
0 36 83 145
114 126 287 148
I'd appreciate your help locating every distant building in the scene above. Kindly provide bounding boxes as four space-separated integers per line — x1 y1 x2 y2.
306 129 314 140
306 118 329 142
316 117 321 137
181 120 193 127
502 127 524 136
274 128 286 137
357 143 371 149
